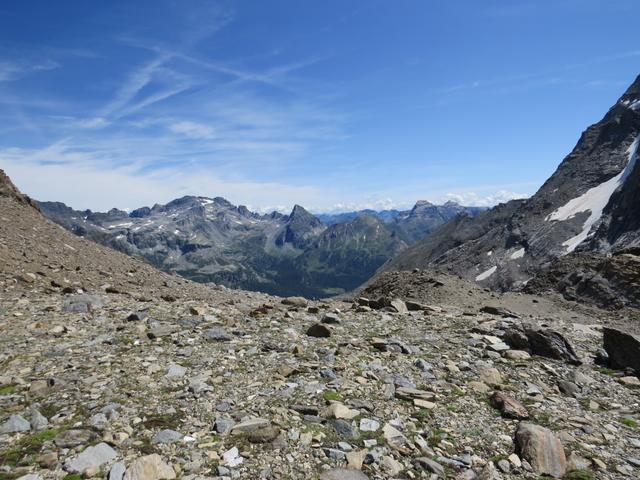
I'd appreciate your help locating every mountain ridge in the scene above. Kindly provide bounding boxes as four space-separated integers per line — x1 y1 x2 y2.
37 194 483 298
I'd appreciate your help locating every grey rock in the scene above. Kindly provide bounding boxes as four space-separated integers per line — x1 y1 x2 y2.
525 327 581 365
64 442 117 473
166 364 187 378
63 294 104 313
0 414 31 433
203 328 232 342
152 429 182 444
330 419 360 440
231 418 270 434
109 462 127 480
29 409 49 431
319 469 369 480
214 418 235 434
414 457 445 476
504 326 581 365
321 313 341 324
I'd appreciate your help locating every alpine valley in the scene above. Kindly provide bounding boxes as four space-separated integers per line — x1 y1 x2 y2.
37 197 484 298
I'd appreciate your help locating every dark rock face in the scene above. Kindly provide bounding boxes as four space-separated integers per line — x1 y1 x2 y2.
525 251 640 310
381 75 640 306
603 327 640 373
503 325 581 365
525 328 581 365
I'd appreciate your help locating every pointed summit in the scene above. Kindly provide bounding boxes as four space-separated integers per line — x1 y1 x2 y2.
275 205 324 249
288 204 314 220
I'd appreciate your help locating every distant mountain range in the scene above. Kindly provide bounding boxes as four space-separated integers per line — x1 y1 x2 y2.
38 197 484 297
381 74 640 310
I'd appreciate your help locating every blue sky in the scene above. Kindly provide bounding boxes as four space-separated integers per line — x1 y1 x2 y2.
0 0 638 212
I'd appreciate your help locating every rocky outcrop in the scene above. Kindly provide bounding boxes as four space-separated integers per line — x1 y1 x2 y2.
502 325 581 365
0 169 38 209
380 75 640 302
526 251 640 310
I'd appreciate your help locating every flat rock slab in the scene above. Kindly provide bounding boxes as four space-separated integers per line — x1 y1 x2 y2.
65 442 117 473
231 418 271 434
0 414 31 433
152 429 182 444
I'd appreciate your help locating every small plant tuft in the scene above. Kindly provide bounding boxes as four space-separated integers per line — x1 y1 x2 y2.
323 390 343 402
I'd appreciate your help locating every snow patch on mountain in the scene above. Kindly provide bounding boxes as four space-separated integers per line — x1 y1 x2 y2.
475 266 497 281
510 248 525 260
546 135 640 253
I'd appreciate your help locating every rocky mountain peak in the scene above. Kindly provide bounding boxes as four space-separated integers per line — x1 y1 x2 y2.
382 74 640 301
0 169 37 209
619 73 640 101
288 204 317 221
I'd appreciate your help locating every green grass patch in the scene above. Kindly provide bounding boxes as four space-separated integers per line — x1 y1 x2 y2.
414 409 432 421
0 384 18 395
536 412 552 427
620 418 637 428
63 475 83 480
597 367 618 376
0 428 60 467
564 470 596 480
322 390 343 402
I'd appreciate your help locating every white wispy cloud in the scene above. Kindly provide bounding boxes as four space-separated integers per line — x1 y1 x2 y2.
0 59 60 82
168 120 217 139
442 190 527 207
0 142 324 212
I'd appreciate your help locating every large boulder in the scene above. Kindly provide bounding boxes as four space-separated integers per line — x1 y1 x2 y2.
64 443 117 474
515 423 566 478
603 327 640 373
526 327 581 365
503 325 581 365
